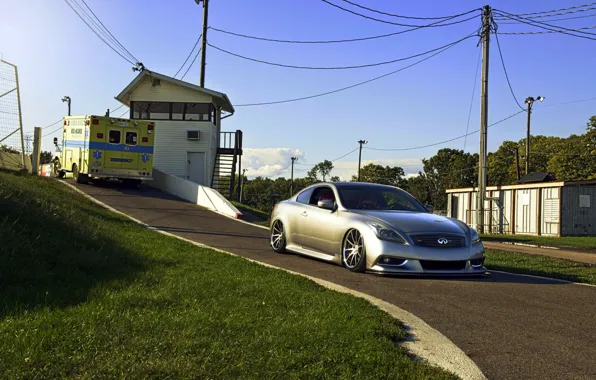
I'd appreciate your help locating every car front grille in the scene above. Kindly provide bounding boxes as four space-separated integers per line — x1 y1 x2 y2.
419 260 467 271
411 235 466 248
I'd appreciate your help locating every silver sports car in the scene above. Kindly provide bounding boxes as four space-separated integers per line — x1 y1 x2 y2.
269 182 485 275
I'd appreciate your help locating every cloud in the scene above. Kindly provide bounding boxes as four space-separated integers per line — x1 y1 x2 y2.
238 149 423 180
240 148 305 178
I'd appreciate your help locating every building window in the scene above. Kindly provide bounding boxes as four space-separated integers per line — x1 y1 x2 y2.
130 101 216 122
172 103 184 120
125 131 137 145
185 103 211 121
109 130 121 144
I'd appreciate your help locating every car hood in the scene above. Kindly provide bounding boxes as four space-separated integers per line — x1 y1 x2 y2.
349 210 468 235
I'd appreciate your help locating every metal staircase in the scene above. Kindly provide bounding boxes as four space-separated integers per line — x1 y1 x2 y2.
211 130 243 199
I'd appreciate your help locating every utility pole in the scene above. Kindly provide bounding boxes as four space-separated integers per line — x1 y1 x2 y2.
357 140 367 181
197 0 209 87
290 157 297 195
239 168 247 203
477 5 492 234
62 96 71 116
515 147 521 181
524 96 545 175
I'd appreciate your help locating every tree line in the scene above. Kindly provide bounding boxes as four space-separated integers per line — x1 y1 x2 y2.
238 116 596 214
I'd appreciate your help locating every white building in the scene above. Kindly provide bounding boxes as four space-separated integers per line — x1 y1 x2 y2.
115 70 242 198
446 173 596 236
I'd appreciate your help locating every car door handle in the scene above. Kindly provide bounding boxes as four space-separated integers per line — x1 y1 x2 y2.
301 211 308 217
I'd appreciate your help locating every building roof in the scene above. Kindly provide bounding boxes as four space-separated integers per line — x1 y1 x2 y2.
114 69 235 114
517 171 557 184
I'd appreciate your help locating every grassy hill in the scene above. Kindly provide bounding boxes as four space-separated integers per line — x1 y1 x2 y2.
0 170 454 379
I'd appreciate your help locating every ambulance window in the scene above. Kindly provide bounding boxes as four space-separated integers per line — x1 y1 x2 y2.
109 130 121 144
125 132 137 146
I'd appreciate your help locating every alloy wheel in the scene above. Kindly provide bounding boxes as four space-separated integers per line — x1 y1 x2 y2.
343 229 365 269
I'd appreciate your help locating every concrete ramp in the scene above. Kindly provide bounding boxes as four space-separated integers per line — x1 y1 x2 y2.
150 168 243 219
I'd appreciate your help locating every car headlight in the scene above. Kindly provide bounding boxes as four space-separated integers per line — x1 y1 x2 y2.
470 228 481 244
366 222 406 244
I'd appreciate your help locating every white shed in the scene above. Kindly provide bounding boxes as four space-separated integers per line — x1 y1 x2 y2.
114 70 242 198
446 176 596 237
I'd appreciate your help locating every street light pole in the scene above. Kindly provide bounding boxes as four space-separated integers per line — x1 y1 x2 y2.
524 96 545 175
357 140 367 181
62 96 71 116
290 157 297 195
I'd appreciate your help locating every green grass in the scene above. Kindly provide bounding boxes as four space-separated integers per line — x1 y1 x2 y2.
0 171 454 379
481 234 596 250
485 250 596 285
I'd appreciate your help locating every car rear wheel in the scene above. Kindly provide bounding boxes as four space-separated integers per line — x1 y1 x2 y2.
270 220 287 253
342 229 366 273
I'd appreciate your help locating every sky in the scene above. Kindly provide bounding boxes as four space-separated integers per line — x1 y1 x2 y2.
1 0 595 180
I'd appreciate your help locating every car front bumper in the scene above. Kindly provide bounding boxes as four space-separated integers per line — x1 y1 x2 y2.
365 237 486 275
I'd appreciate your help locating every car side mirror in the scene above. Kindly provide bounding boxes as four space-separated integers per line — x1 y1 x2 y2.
317 199 335 210
425 204 434 212
53 137 58 145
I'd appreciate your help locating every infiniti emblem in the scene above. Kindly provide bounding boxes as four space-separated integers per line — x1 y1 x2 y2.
437 238 449 245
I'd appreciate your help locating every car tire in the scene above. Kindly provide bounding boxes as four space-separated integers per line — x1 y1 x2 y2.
270 219 287 254
342 229 366 273
73 164 89 184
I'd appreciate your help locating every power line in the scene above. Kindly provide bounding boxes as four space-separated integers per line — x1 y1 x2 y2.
79 0 138 63
209 16 477 44
42 120 64 138
63 0 136 65
234 33 475 107
496 12 596 24
496 9 596 36
494 10 596 41
322 0 481 28
502 2 596 17
174 33 202 78
497 25 596 35
364 110 526 151
270 161 293 177
208 34 475 70
181 48 202 81
492 29 525 110
338 0 478 20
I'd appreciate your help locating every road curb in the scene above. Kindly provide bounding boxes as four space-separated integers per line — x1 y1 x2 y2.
59 180 486 380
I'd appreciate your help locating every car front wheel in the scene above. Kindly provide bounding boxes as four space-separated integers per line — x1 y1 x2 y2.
342 229 366 273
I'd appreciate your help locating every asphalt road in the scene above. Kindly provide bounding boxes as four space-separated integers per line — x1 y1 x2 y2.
68 180 596 380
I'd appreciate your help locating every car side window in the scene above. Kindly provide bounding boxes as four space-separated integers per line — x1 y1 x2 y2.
296 188 314 204
309 186 335 206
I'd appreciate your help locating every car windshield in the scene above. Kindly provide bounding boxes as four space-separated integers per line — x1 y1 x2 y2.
335 184 428 212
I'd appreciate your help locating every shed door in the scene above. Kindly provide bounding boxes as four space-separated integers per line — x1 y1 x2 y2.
187 152 205 185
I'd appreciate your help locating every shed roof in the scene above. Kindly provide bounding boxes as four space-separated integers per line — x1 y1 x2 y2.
115 70 235 114
517 171 557 184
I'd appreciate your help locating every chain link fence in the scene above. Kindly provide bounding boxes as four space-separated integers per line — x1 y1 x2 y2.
0 59 27 171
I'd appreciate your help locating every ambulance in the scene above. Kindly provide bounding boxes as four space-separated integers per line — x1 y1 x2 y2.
53 115 155 186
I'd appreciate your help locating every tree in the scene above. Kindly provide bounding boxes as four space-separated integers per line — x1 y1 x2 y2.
351 163 408 188
330 176 340 182
40 151 52 165
487 140 519 185
548 134 596 180
307 160 334 182
419 148 478 210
